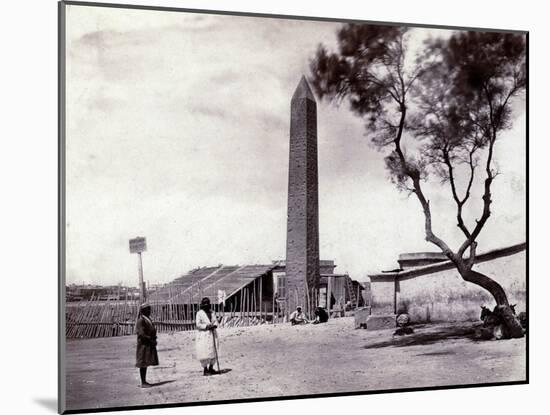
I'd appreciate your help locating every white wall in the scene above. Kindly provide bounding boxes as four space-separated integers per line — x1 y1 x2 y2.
398 250 526 322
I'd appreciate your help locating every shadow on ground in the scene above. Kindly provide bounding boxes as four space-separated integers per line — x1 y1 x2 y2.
149 380 176 387
364 324 480 349
217 368 232 375
34 398 57 412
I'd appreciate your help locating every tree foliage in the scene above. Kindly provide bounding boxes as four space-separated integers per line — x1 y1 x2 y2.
310 25 526 319
413 32 526 259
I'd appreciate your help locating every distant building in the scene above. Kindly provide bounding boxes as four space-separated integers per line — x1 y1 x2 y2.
66 284 140 302
367 242 526 325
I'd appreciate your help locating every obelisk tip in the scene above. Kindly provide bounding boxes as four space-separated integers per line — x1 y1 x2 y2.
292 75 315 102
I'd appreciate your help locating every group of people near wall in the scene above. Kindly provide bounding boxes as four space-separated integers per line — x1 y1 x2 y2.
134 299 329 387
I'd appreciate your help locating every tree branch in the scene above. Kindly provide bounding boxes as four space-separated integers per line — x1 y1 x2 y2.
466 241 477 268
457 118 497 258
442 149 472 239
392 107 456 260
461 145 478 205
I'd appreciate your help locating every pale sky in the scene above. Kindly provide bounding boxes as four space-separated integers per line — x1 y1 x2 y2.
65 4 526 286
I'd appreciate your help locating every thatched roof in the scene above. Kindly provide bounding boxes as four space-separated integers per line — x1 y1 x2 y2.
149 264 276 304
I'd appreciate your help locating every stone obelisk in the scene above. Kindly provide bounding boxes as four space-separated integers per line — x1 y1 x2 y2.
285 76 320 316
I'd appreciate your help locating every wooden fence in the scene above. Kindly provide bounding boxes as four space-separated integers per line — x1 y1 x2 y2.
66 284 349 339
66 289 291 339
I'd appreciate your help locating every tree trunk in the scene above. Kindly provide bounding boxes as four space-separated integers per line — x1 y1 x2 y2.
459 268 523 338
460 269 509 305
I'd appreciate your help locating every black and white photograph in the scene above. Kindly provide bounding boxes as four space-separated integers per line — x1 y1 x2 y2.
58 1 528 413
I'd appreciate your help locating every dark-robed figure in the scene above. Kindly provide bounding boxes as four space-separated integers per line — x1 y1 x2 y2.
313 306 329 324
135 303 159 388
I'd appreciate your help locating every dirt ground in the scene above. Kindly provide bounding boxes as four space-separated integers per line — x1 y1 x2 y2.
65 317 526 411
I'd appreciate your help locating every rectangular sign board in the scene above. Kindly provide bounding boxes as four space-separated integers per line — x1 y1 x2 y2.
129 237 147 253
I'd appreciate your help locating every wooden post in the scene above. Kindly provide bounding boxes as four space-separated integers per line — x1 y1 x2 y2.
114 285 121 336
137 252 145 303
311 288 317 318
83 295 93 338
315 285 322 311
99 296 108 337
253 280 256 321
315 290 320 312
272 286 275 325
181 299 187 329
122 290 128 335
240 288 244 316
192 284 195 324
168 284 172 320
246 287 250 325
246 287 249 323
305 281 311 319
191 291 195 330
259 277 263 323
198 280 202 304
96 297 107 337
183 301 187 331
77 292 94 337
327 276 332 316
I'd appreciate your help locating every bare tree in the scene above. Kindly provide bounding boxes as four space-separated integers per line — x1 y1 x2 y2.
310 26 526 337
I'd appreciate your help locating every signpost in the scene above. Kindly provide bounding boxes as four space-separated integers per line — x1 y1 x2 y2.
129 237 147 303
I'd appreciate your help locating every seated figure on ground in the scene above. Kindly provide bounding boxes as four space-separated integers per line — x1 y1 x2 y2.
313 306 329 324
289 306 309 325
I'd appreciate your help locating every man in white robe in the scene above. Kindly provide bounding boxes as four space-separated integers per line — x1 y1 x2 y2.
195 297 220 376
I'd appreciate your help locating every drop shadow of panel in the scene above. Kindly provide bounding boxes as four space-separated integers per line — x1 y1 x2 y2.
364 325 480 349
34 398 57 413
217 368 232 375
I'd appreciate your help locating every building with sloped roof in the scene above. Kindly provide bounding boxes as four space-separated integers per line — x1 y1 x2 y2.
148 260 363 317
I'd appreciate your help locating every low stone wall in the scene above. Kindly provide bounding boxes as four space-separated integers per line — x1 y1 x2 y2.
369 244 526 323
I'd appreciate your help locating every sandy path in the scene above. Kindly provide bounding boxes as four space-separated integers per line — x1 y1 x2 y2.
65 318 526 411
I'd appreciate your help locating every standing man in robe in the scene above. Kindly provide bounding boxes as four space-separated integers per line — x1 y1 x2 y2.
195 297 220 376
135 303 159 388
